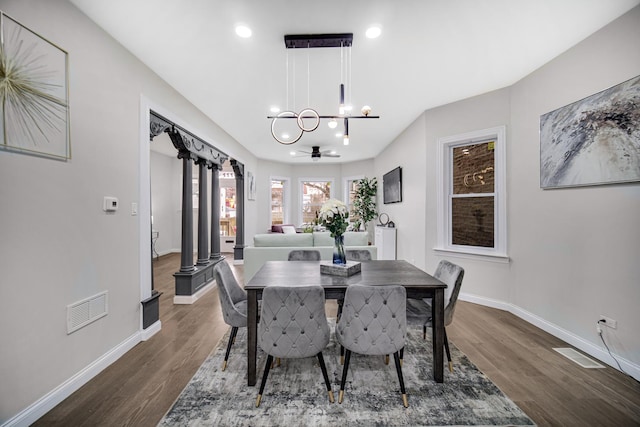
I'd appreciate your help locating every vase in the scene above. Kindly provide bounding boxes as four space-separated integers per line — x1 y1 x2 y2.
333 234 346 265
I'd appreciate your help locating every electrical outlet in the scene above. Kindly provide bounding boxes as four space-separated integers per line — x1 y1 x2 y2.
599 315 617 329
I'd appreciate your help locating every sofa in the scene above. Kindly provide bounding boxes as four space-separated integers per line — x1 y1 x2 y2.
243 231 377 283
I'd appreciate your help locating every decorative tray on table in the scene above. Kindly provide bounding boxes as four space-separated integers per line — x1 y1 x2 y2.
320 261 361 277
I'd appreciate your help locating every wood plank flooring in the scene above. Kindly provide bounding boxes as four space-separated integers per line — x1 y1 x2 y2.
35 253 640 426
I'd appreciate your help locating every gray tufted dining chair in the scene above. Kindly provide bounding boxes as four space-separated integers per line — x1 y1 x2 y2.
406 260 464 372
256 285 333 407
213 261 247 371
335 249 375 362
287 249 322 261
336 284 409 408
345 249 372 262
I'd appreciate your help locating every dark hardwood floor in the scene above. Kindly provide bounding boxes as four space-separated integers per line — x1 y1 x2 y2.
35 253 640 426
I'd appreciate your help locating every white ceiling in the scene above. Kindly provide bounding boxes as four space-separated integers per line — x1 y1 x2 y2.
71 0 639 164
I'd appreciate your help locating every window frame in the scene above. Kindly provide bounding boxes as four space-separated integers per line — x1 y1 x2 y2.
343 174 364 224
298 177 335 226
435 125 508 262
270 176 290 226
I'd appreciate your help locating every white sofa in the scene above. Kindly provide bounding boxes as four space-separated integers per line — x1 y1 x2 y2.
243 231 377 283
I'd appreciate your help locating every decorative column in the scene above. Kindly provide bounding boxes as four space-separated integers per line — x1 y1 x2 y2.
178 151 195 272
162 116 229 300
196 159 210 266
210 163 222 260
231 160 245 260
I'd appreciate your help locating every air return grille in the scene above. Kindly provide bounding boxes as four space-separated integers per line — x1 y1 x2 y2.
553 347 605 369
67 291 108 334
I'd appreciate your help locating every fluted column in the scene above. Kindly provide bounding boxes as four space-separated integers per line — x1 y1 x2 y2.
196 159 210 265
210 164 222 260
179 152 195 272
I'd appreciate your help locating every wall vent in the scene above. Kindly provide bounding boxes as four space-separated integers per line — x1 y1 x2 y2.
553 347 605 369
67 291 108 334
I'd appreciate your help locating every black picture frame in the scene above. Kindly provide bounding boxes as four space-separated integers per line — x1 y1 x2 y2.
383 166 402 204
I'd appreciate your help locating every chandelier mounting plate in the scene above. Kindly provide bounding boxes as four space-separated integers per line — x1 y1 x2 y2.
284 33 353 49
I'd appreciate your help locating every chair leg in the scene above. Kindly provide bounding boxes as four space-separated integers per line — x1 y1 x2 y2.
316 352 334 403
393 351 408 408
337 298 344 321
338 350 352 404
384 354 389 365
256 354 274 407
443 327 453 372
340 345 345 365
423 324 427 340
399 347 404 367
222 327 238 371
271 357 281 368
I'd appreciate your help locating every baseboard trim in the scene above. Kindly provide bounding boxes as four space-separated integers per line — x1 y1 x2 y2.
173 280 216 305
3 331 142 427
459 292 640 381
141 320 162 341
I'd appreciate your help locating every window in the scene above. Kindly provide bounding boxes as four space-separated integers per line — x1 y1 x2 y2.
299 179 333 225
270 177 290 225
219 169 236 236
343 175 364 224
436 126 507 260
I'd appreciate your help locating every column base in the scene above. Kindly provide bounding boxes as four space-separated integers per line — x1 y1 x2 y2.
141 290 163 329
233 244 245 261
174 258 225 297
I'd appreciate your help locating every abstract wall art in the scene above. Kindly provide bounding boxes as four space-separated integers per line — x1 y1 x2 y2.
247 170 256 200
0 11 70 160
540 75 640 189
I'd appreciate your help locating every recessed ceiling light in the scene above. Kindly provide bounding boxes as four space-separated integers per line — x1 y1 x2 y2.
235 25 252 38
290 151 296 156
365 26 382 39
335 132 343 138
270 106 280 113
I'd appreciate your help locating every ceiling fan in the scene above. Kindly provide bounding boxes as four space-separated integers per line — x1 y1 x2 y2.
294 146 341 161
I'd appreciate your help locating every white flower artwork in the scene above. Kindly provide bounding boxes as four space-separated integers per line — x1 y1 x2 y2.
0 11 70 160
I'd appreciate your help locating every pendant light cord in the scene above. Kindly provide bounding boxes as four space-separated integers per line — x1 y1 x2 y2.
307 42 310 107
285 49 289 111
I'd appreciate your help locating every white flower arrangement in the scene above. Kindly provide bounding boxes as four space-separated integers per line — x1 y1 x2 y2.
318 199 349 237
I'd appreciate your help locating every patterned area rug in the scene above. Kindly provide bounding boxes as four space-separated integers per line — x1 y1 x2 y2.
159 321 535 426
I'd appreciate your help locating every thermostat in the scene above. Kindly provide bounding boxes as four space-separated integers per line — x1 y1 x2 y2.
103 196 119 212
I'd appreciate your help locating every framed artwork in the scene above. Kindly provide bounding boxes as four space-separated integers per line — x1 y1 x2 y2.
0 11 70 160
247 170 256 200
540 75 640 189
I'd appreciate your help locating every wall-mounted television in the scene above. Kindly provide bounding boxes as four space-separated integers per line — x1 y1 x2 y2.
383 166 402 204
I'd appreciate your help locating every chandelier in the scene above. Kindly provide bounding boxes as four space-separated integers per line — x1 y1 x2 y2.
268 33 379 146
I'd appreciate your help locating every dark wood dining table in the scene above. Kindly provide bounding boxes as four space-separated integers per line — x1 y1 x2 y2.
244 260 447 386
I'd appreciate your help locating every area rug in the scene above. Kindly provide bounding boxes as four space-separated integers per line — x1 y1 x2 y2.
159 321 535 426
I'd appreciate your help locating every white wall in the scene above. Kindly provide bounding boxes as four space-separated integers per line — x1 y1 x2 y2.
507 7 640 368
424 88 512 299
150 150 178 256
374 114 429 269
377 7 640 375
0 0 255 423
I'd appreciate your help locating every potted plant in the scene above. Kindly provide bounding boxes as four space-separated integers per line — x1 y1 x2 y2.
351 177 378 234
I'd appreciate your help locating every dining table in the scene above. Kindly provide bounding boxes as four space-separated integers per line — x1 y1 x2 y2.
244 259 447 386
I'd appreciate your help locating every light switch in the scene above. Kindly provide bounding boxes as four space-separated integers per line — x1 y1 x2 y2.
131 202 138 216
